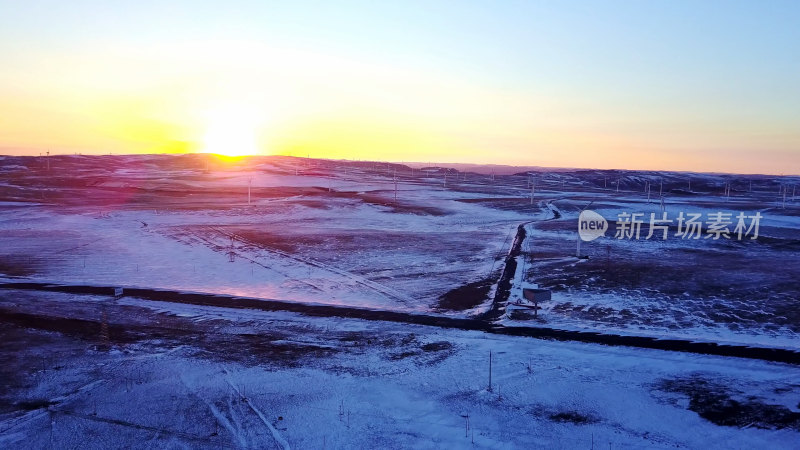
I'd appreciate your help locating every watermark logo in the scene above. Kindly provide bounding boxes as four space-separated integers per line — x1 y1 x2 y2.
578 210 763 241
578 210 608 241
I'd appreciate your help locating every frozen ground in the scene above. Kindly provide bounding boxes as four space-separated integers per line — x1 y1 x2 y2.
505 176 800 349
1 289 799 449
0 155 533 313
1 154 800 447
1 154 799 347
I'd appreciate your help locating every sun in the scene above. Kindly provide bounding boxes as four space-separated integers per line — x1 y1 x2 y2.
200 105 264 157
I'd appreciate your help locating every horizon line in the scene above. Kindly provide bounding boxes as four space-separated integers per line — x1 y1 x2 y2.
2 151 799 178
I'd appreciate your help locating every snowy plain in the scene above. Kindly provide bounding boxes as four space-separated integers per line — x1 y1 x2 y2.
1 154 799 448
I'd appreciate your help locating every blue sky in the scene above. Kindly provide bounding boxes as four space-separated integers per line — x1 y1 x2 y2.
1 1 798 173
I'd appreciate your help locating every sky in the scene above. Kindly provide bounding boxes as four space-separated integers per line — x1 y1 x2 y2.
0 1 798 174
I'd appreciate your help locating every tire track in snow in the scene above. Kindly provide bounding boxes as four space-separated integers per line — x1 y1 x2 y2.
223 368 291 450
180 374 249 449
208 225 415 305
174 226 324 294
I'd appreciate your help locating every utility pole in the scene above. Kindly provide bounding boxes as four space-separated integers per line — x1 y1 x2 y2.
576 201 594 258
488 350 493 392
46 151 50 171
783 187 787 209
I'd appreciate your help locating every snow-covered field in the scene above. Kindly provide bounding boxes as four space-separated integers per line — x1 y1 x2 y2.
507 184 800 349
1 289 799 449
1 154 799 447
0 155 533 313
1 155 799 344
